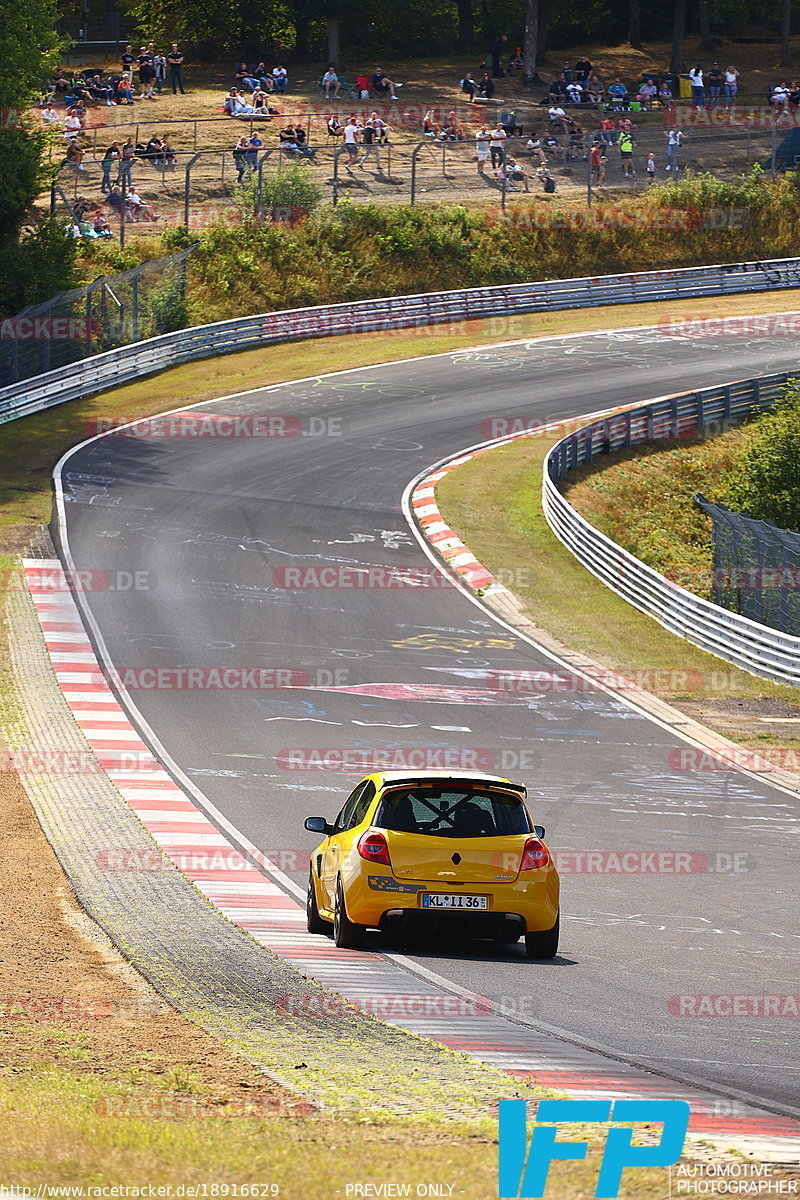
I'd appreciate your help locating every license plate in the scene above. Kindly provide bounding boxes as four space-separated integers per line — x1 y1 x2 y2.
421 893 488 910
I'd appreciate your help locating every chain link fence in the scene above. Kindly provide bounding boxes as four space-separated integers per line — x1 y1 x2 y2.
0 247 194 388
695 494 800 635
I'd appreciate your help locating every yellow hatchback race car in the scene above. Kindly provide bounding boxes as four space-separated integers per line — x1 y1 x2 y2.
304 770 560 958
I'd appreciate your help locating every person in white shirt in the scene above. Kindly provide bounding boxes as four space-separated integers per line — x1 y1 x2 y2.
343 118 361 173
771 83 790 111
548 105 572 134
41 105 61 124
724 66 739 107
665 127 683 171
475 126 490 174
63 110 83 140
272 65 288 93
689 64 704 106
489 125 507 169
566 80 583 105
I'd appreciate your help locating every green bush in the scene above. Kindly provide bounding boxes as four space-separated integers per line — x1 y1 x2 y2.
723 383 800 530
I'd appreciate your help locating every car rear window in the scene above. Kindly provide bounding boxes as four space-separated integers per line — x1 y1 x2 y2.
375 787 531 838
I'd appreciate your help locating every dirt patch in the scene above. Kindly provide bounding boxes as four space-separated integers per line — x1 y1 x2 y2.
0 757 293 1104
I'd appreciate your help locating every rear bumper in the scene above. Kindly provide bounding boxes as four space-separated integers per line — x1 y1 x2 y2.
342 864 559 934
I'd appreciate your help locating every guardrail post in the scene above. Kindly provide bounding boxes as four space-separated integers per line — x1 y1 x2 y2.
624 411 632 448
696 391 705 436
332 146 343 207
410 142 425 206
752 378 762 410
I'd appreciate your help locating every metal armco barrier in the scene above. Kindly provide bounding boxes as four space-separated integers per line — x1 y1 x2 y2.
3 257 800 426
542 373 800 686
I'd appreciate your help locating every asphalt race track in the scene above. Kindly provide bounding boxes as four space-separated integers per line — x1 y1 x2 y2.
55 326 800 1114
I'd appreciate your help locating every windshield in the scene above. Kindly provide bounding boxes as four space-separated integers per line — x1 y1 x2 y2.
375 787 531 838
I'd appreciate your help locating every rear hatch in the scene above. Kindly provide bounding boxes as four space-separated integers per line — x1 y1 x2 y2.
385 831 528 884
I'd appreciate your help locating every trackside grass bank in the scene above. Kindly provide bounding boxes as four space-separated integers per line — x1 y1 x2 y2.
75 173 800 325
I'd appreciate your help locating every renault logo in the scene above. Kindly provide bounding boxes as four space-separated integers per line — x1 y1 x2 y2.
451 852 462 865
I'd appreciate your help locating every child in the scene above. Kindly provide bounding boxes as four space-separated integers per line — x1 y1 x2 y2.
646 152 656 183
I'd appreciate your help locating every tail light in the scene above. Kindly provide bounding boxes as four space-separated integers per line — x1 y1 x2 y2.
520 837 550 871
357 829 392 867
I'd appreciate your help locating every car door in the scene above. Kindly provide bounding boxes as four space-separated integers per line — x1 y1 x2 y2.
319 781 368 908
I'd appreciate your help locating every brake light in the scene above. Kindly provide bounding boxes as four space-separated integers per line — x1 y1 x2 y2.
520 837 550 871
357 829 392 867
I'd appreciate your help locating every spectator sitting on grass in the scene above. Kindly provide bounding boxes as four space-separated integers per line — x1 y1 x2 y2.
423 109 441 136
224 87 255 115
508 46 524 75
106 184 125 212
460 71 477 101
41 104 61 124
372 67 402 100
505 157 532 191
252 90 273 116
92 211 112 236
477 71 495 99
321 65 340 97
441 110 464 140
548 74 568 103
272 65 288 93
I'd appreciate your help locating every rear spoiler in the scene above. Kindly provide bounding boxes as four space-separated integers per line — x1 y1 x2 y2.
381 777 527 797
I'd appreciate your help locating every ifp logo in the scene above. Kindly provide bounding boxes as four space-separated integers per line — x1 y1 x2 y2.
498 1099 690 1197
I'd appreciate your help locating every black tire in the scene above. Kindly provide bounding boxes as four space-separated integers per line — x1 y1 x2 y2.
493 933 521 944
525 911 559 959
306 869 330 934
333 878 366 949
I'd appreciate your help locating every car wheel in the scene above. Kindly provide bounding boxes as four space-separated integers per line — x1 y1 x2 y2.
493 933 521 944
333 878 366 949
306 869 330 934
524 911 559 959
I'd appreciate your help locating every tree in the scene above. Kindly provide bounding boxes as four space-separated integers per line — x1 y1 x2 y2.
698 0 713 51
670 0 688 73
725 384 800 530
628 0 642 50
781 0 793 68
523 0 541 84
456 0 474 50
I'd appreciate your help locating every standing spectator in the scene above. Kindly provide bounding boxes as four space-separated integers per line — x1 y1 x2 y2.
358 119 382 171
561 61 573 83
136 47 152 87
707 63 723 107
596 150 608 188
477 71 495 99
619 128 635 177
246 132 263 170
574 54 592 83
489 123 507 169
167 45 185 94
121 44 135 72
590 139 602 185
666 126 683 171
342 116 361 173
475 125 490 174
233 136 248 182
100 142 119 192
272 65 289 93
118 136 136 184
321 65 340 97
491 34 508 78
724 65 739 107
153 51 167 94
372 67 402 100
689 64 704 106
646 152 656 183
460 71 477 101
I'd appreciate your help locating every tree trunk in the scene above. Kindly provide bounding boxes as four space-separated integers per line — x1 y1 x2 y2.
780 0 792 68
628 0 642 50
522 0 539 84
294 7 311 60
670 0 688 73
327 16 340 66
698 0 713 52
456 0 474 51
538 0 550 55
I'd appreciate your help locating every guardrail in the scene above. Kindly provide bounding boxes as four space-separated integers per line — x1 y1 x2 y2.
542 372 800 686
3 256 800 426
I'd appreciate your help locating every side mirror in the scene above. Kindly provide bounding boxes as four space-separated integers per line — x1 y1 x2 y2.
534 824 546 839
305 816 331 835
